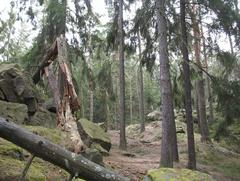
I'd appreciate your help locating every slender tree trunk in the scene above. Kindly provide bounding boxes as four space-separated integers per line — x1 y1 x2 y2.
195 83 201 132
200 22 214 124
190 5 210 142
118 0 127 150
104 90 109 132
129 76 133 124
137 31 145 133
81 86 85 118
88 33 94 122
89 69 94 122
156 0 178 167
136 70 141 121
180 0 196 169
228 30 234 55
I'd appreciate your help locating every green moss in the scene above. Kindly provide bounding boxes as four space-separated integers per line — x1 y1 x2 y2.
78 118 111 143
25 126 63 144
146 168 214 181
0 127 67 180
217 160 240 178
90 143 109 155
0 156 46 181
0 139 23 158
0 100 28 124
196 143 240 179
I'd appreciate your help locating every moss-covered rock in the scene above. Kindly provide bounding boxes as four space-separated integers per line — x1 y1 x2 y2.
29 108 56 128
90 143 109 156
0 100 28 124
0 63 40 114
145 168 215 181
77 118 111 152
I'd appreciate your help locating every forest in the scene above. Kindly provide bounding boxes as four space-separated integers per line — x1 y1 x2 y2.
0 0 239 180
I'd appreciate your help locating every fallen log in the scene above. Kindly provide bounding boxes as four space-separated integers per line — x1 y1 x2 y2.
0 117 130 181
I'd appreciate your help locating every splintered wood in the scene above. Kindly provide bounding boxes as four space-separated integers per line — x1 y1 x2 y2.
36 35 85 153
56 35 85 153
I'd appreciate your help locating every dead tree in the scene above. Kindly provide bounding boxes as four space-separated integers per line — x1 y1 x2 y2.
32 35 85 152
0 117 130 181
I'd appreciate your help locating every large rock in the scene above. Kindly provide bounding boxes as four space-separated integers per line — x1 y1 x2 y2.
147 111 162 122
0 100 28 124
77 118 111 153
126 120 186 142
29 108 56 128
144 168 215 181
0 63 40 114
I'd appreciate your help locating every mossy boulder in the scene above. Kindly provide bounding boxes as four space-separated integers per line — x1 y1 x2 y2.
0 100 28 124
29 108 56 128
145 168 215 181
147 111 162 122
77 118 111 152
0 63 40 114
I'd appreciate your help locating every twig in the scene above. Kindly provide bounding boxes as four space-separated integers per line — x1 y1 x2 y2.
190 60 215 81
18 154 35 181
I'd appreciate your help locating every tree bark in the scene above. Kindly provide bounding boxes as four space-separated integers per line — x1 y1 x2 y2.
137 30 145 133
189 4 210 142
89 68 94 122
180 0 196 170
129 76 133 124
200 22 214 124
56 36 85 153
32 40 58 84
156 0 178 167
0 118 130 181
88 33 94 122
118 0 127 150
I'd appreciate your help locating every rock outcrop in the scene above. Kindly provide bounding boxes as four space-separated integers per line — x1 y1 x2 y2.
0 100 28 124
77 118 111 153
0 63 40 114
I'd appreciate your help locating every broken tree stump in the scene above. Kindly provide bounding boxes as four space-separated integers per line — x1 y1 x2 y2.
0 118 130 181
32 35 85 153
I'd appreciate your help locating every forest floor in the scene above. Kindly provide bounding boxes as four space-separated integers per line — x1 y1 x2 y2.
104 121 240 181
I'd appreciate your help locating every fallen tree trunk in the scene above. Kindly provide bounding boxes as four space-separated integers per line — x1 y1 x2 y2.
0 117 130 181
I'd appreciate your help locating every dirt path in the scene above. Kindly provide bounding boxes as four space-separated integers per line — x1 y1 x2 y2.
104 129 238 181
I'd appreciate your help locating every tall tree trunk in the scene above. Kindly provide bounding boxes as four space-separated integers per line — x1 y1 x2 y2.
190 4 210 142
228 30 234 55
156 0 178 167
137 30 145 133
118 0 127 150
200 21 214 124
104 90 109 132
88 33 94 122
180 0 196 169
81 86 85 118
89 68 94 122
136 70 141 121
129 76 133 124
195 82 201 131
